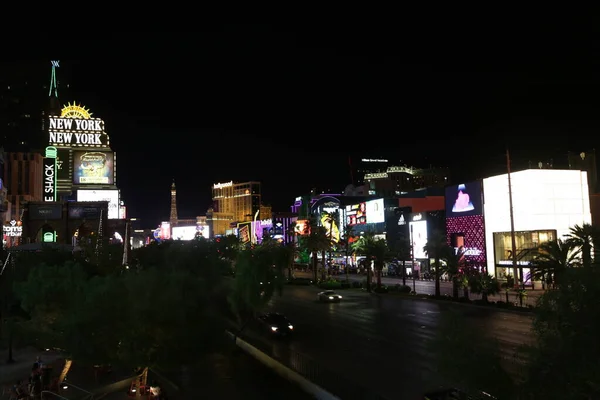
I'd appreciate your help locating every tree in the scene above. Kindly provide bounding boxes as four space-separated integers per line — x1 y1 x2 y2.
303 219 330 282
352 232 389 291
14 252 230 369
441 245 466 300
564 223 596 268
530 238 577 287
215 235 241 261
423 230 446 297
339 224 356 282
468 272 500 303
228 245 286 325
389 235 411 286
521 267 600 399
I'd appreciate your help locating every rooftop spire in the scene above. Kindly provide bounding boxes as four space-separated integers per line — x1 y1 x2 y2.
49 60 59 98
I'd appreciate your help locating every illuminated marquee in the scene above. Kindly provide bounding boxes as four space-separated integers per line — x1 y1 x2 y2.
48 103 109 147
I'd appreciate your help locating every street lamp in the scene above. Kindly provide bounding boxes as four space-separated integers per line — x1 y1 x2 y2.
410 224 416 293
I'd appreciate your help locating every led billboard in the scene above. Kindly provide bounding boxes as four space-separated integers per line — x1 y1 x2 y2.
160 222 171 240
172 226 197 241
76 189 120 219
196 225 210 239
73 151 115 185
445 181 483 217
320 214 340 242
345 202 366 225
409 220 428 259
294 219 310 235
366 198 384 224
238 222 252 244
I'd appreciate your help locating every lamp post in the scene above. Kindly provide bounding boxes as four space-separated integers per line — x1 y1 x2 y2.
410 224 416 293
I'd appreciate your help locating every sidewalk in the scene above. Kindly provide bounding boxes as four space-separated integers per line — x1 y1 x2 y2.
295 271 542 306
0 347 64 399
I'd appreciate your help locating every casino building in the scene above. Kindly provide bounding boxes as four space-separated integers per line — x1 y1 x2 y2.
20 102 126 246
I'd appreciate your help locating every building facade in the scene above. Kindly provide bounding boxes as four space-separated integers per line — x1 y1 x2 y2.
483 169 592 282
209 181 262 236
3 152 44 223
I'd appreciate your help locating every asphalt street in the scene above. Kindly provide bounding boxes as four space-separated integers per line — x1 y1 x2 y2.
241 284 533 400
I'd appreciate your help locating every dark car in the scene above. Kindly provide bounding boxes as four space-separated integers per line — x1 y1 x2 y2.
257 313 294 336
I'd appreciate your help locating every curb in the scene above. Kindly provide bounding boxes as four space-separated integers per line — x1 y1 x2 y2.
368 291 535 316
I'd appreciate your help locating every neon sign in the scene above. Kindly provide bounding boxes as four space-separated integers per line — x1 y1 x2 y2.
3 220 23 237
213 181 233 189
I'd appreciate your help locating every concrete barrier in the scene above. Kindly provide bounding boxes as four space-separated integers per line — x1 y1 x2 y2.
227 331 340 400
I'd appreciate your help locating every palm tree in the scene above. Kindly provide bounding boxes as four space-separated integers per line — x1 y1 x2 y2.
565 223 596 268
389 235 411 286
352 232 389 291
339 224 356 282
423 230 446 297
304 218 330 282
285 221 298 279
531 238 578 287
441 245 466 300
469 272 500 303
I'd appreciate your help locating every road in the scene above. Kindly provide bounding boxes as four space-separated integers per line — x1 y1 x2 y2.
239 284 533 400
296 271 543 306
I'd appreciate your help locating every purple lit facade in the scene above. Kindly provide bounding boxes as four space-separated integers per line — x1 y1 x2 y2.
445 180 487 268
446 215 486 266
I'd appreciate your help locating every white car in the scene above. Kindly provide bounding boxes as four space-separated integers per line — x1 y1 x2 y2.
318 290 342 302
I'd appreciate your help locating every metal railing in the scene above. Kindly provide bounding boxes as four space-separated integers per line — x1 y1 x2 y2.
237 330 389 400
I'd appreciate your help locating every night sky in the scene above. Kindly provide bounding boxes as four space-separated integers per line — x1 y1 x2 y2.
11 24 600 228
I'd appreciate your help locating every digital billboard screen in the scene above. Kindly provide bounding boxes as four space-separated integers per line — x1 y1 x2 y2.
345 202 366 225
73 151 115 185
76 189 120 219
409 220 428 259
172 226 197 241
445 181 483 217
366 198 384 224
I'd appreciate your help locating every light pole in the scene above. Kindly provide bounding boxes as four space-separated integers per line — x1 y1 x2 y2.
410 224 416 293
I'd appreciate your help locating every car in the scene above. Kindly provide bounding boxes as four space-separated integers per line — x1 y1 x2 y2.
257 313 294 336
318 290 342 302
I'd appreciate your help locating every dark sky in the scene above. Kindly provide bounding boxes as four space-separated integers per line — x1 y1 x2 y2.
11 24 600 228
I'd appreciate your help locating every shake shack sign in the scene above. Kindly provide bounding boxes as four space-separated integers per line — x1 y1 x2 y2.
43 158 56 202
48 117 109 147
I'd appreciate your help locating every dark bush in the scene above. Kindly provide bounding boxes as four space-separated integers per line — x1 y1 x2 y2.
398 284 412 293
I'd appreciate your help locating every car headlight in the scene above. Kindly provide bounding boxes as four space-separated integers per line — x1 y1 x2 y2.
288 325 293 330
338 295 342 299
271 326 278 332
329 296 334 299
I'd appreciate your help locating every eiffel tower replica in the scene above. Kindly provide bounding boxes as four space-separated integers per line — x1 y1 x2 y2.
170 180 178 226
